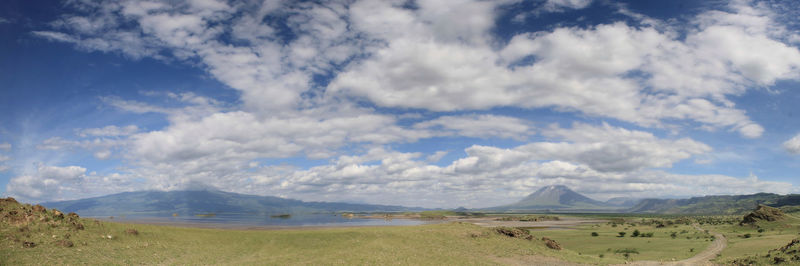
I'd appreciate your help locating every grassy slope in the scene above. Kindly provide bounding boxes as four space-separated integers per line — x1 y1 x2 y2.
5 198 627 265
708 213 800 264
4 220 630 265
535 221 712 261
18 196 800 265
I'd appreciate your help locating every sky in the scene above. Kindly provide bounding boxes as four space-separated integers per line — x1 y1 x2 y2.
1 0 800 208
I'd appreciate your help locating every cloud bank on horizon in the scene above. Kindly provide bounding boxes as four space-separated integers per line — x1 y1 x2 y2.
1 0 800 207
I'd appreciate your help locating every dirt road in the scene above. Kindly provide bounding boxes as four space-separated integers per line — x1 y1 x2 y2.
624 224 726 266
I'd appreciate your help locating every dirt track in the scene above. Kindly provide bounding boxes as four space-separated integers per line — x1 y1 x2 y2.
623 224 726 266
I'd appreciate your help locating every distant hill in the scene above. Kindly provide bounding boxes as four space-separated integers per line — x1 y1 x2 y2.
41 190 420 217
490 185 614 211
627 192 800 215
605 197 641 207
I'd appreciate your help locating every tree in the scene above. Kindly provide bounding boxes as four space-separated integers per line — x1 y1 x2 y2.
631 229 640 237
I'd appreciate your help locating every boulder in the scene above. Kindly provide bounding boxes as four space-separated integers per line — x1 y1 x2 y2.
495 227 534 240
32 205 46 213
741 205 785 225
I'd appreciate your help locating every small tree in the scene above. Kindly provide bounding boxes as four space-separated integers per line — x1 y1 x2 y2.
631 229 640 237
591 232 599 237
618 232 627 237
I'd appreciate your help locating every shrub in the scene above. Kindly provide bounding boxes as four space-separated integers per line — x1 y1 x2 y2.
614 248 639 254
670 232 677 239
618 232 627 237
591 232 599 237
631 229 640 237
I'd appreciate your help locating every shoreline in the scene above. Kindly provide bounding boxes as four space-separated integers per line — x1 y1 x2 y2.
91 216 446 230
89 215 606 231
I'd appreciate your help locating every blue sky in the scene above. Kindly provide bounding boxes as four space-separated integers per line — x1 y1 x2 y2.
1 0 800 208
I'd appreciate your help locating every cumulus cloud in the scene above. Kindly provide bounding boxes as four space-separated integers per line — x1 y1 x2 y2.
414 114 532 140
231 144 788 208
17 0 800 204
78 125 139 137
543 0 593 12
329 0 800 138
784 134 800 154
6 165 87 202
0 154 9 173
37 0 798 138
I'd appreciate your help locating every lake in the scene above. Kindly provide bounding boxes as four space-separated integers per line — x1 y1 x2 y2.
94 213 436 228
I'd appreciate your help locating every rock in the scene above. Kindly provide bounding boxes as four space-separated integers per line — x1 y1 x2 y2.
741 205 785 225
22 241 36 248
56 240 74 247
72 222 85 230
125 229 139 235
32 204 46 213
543 238 562 250
0 197 18 204
53 210 64 219
779 239 800 253
495 227 534 240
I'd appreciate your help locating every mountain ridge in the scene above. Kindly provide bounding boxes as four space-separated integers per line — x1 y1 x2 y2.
41 189 422 216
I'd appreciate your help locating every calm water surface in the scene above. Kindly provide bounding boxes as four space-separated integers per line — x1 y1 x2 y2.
94 213 435 228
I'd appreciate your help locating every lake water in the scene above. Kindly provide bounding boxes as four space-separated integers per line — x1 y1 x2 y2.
96 213 435 228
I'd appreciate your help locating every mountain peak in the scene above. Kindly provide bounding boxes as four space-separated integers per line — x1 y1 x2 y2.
503 185 607 210
541 185 569 191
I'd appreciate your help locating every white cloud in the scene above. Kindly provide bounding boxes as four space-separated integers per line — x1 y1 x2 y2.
330 1 800 138
783 134 800 154
6 165 87 202
78 125 139 137
426 151 449 163
17 0 800 205
36 0 799 138
414 114 532 140
0 142 10 151
543 0 593 12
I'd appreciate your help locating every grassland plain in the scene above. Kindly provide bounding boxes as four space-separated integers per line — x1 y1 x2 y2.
4 198 630 265
8 196 800 265
707 213 800 264
533 220 713 262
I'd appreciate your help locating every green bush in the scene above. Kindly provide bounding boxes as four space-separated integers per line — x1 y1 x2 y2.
591 232 599 237
618 232 627 237
631 229 640 237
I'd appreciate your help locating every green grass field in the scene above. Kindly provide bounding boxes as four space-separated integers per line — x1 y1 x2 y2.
535 222 712 261
707 214 800 264
3 218 631 265
5 198 800 265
